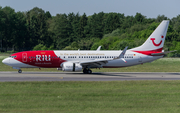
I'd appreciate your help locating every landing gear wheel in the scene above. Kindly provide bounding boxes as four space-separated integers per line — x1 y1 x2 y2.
83 68 88 74
87 70 92 74
18 69 22 73
83 68 92 74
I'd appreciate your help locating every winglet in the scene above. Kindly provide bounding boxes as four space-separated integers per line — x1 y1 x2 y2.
114 46 128 63
119 46 128 58
96 46 101 51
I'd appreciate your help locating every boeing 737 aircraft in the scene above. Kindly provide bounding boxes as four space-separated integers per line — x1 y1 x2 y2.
2 20 174 74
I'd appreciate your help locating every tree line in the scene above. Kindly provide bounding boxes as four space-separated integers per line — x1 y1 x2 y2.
0 6 180 57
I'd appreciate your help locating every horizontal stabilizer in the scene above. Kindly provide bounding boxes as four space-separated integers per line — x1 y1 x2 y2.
151 50 177 56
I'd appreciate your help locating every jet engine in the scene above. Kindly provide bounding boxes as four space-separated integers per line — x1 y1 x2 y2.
61 62 82 72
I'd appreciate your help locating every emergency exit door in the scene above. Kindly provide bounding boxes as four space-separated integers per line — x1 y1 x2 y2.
22 53 27 62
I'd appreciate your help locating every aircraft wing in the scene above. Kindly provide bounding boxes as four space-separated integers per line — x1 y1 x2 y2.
80 59 113 68
79 46 128 68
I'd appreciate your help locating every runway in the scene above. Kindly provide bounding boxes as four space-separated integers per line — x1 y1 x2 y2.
0 72 180 82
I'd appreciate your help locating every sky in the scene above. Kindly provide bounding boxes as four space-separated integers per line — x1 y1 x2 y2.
0 0 180 19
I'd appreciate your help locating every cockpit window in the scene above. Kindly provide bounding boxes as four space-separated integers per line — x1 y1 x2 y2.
9 56 17 58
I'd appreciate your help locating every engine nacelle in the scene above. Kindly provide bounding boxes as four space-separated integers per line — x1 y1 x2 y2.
61 62 82 72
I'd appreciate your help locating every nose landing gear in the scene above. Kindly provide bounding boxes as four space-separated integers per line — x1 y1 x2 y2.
13 67 22 73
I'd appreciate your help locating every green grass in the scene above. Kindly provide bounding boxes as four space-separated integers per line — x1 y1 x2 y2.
0 81 180 113
0 54 180 72
1 54 180 112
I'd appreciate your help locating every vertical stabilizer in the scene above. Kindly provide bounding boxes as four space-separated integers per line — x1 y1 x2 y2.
130 20 169 52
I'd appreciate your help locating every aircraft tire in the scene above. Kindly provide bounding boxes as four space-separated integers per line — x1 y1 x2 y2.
83 69 87 74
83 69 92 74
88 70 92 74
18 69 22 73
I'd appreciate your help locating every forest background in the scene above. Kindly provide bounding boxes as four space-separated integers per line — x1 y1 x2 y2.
0 6 180 57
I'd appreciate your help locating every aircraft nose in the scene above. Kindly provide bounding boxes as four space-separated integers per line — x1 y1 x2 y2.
2 58 9 65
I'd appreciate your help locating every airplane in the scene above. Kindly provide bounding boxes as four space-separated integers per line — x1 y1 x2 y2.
2 20 174 74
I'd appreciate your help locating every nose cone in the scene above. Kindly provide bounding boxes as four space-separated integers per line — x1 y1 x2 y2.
2 57 22 67
2 58 9 65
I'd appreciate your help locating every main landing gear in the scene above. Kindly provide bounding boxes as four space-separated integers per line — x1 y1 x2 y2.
18 69 22 73
83 68 92 74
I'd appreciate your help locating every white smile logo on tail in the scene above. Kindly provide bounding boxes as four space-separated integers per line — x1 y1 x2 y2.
150 35 164 47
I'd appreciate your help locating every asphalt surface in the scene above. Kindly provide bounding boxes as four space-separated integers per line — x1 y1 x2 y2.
0 72 180 82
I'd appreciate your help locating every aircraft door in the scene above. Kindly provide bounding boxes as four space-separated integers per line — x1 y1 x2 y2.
22 53 27 62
